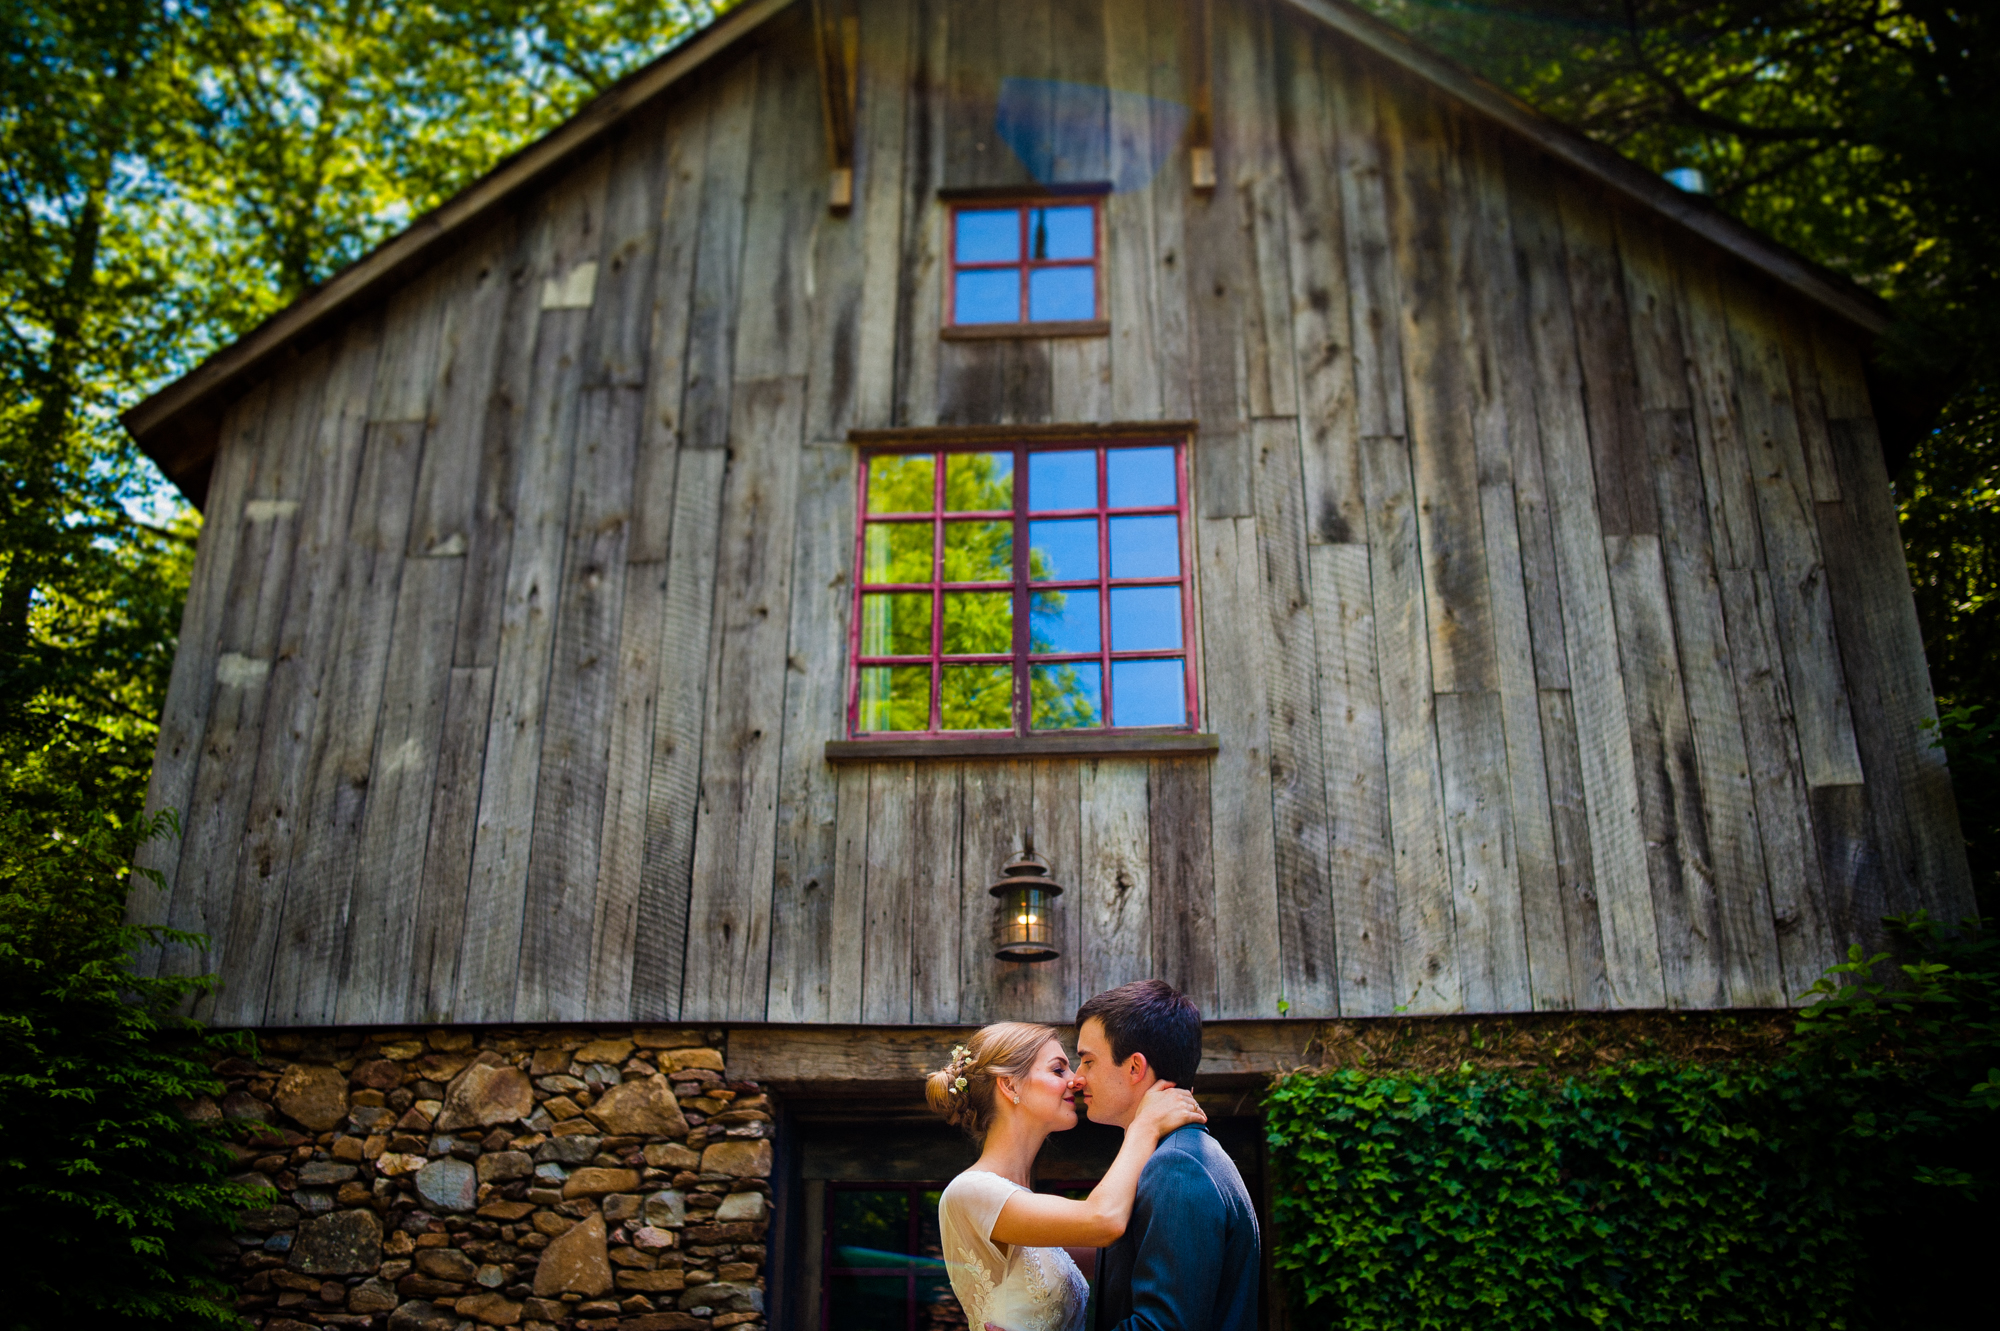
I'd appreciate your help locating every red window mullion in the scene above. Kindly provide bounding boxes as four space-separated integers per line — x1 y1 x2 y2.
931 452 944 731
1097 445 1113 727
1018 207 1031 323
1014 440 1030 736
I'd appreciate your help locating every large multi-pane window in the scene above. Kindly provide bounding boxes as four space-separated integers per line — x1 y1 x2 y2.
849 438 1196 737
820 1184 955 1331
947 200 1102 330
819 1181 1099 1330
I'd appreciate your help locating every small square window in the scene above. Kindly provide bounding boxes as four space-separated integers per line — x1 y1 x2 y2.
947 201 1103 330
849 437 1196 738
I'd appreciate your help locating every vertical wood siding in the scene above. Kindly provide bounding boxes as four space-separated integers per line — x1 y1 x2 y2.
141 0 1967 1025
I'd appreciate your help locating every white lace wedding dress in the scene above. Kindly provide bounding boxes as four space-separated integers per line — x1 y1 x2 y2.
938 1169 1089 1331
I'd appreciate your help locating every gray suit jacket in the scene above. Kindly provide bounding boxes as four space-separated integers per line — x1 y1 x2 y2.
1091 1125 1260 1331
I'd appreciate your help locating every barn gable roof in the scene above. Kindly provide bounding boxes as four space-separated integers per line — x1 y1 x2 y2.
125 0 1888 504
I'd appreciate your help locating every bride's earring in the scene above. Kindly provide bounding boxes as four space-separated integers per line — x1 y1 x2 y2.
1012 1093 1021 1104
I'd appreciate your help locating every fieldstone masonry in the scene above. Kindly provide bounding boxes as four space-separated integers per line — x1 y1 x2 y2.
193 1026 773 1331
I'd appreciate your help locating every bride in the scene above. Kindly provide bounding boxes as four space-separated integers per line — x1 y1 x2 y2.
925 1021 1206 1331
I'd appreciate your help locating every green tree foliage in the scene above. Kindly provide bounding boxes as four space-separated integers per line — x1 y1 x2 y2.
1357 1 2000 909
1 0 732 825
0 802 252 1329
1265 916 1999 1329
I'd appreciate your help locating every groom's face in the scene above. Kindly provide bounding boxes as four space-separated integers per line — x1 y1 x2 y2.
1073 1017 1152 1129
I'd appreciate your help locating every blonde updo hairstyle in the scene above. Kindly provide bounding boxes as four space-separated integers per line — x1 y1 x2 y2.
924 1021 1061 1142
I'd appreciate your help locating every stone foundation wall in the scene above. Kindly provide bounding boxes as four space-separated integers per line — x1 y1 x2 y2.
196 1026 774 1331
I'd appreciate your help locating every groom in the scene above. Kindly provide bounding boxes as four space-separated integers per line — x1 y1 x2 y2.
1072 979 1260 1331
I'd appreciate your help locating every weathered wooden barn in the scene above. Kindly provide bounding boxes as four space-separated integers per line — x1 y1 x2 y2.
124 0 1971 1325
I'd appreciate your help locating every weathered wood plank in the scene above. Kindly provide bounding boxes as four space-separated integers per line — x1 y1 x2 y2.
1717 567 1839 995
1032 758 1086 1022
265 417 425 1025
1183 0 1260 517
1308 542 1395 1016
1198 516 1286 1017
836 0 913 433
517 385 641 1020
734 20 826 385
1556 189 1657 539
407 227 517 561
1810 780 1889 955
153 373 307 972
1539 688 1611 1008
1818 416 1974 920
1604 534 1726 1009
827 762 872 1022
1381 91 1495 695
1326 48 1405 443
956 760 1030 1022
861 761 917 1024
1078 758 1153 998
1506 157 1661 1009
587 560 665 1018
1051 336 1112 425
629 92 710 563
1725 286 1864 789
908 762 965 1024
1145 756 1217 1015
581 109 670 390
128 384 268 969
1102 0 1166 421
408 664 495 1019
632 447 727 1017
167 399 308 992
1279 28 1361 545
937 337 1052 427
454 153 609 1021
336 552 461 1024
1617 205 1783 1006
1434 690 1531 1012
1224 0 1296 420
1355 439 1458 1013
212 324 382 1023
1252 419 1339 1016
681 376 805 1020
680 52 760 450
941 0 1025 191
1780 311 1841 504
1141 0 1194 422
1674 256 1764 573
1644 410 1783 1007
368 264 453 425
892 0 949 427
1451 117 1570 1008
767 446 856 1023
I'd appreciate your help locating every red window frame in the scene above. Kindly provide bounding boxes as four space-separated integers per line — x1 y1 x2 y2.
946 199 1104 328
847 437 1199 739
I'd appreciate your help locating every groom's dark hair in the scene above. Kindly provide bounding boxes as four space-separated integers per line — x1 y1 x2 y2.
1076 979 1202 1086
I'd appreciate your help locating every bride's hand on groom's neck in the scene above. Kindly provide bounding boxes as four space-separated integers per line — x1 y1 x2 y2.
1129 1080 1206 1142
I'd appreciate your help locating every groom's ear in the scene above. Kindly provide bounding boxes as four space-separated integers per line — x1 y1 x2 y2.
1124 1050 1152 1084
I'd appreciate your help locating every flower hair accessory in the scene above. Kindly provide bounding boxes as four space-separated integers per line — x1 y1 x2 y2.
943 1043 974 1095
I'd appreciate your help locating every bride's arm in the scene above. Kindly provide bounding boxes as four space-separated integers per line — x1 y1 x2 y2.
988 1083 1204 1248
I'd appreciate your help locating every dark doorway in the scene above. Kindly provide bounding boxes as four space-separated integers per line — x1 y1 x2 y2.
776 1111 1266 1330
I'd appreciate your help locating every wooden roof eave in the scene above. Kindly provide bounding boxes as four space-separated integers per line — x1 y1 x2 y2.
120 0 797 507
126 0 1891 507
1282 0 1890 338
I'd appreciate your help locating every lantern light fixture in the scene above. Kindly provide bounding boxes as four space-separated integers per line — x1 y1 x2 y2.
989 829 1064 963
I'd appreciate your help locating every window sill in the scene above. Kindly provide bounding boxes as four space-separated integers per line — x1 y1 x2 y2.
825 732 1218 763
941 320 1109 342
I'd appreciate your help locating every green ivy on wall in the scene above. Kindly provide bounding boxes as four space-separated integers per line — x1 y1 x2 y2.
1264 918 1999 1330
